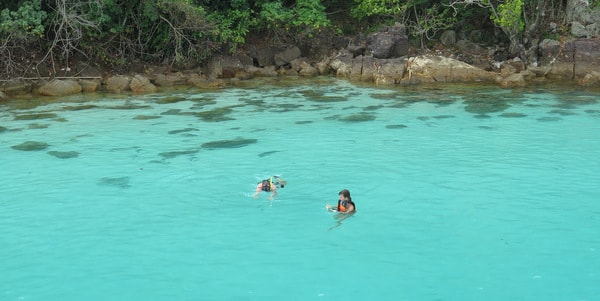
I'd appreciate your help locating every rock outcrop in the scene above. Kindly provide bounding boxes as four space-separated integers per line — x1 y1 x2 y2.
38 79 82 96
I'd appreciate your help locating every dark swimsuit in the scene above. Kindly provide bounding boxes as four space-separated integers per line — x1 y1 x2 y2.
260 180 272 192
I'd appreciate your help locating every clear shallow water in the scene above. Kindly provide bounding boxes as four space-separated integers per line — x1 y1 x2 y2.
1 77 599 301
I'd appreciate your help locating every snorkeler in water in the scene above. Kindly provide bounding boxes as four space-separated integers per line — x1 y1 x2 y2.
254 175 287 200
326 189 356 213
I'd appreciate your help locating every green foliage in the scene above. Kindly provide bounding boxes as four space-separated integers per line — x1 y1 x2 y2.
80 0 213 67
490 0 524 33
204 0 332 47
351 0 406 20
206 2 252 47
0 0 47 38
410 4 457 45
256 0 331 40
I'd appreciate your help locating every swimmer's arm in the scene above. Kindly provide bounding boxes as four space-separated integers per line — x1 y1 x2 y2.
254 184 262 198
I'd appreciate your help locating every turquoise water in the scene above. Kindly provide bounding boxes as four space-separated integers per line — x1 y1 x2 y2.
1 77 599 301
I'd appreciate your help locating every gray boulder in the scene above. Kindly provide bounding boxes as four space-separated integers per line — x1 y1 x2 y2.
129 75 157 93
105 75 130 93
366 23 409 59
274 46 302 66
38 79 82 96
251 46 282 67
1 79 31 95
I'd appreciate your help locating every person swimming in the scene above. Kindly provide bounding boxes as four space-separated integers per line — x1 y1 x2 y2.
326 189 356 214
254 175 287 200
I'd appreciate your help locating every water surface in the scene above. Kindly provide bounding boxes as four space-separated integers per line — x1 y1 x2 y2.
1 78 599 300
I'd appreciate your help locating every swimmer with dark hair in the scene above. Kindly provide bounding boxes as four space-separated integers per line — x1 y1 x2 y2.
254 175 287 200
326 189 356 214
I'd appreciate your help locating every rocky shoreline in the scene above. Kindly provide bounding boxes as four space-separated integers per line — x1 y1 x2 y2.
2 24 600 101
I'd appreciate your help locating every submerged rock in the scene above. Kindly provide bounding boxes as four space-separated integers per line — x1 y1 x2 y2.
201 138 258 149
159 149 199 159
386 124 407 129
47 150 80 159
98 176 131 188
339 113 376 122
11 141 49 151
194 107 235 122
14 113 58 120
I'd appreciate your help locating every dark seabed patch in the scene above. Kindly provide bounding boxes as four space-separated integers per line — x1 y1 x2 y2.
301 90 348 102
432 115 455 119
585 109 600 116
556 95 597 106
63 105 99 111
195 107 235 122
386 124 407 129
464 96 510 115
339 113 376 122
428 98 457 107
269 103 304 113
0 126 7 133
240 98 266 108
159 149 199 159
28 123 50 129
106 104 152 110
537 116 562 122
14 113 58 120
98 176 131 188
201 138 258 149
155 96 187 104
190 99 218 110
11 141 49 151
161 109 184 115
478 125 494 130
499 112 527 118
552 103 577 109
417 116 430 121
473 114 492 119
370 93 400 100
168 128 199 135
388 101 409 108
363 105 384 111
295 120 313 124
134 115 161 120
548 109 577 116
47 150 79 159
258 150 281 157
